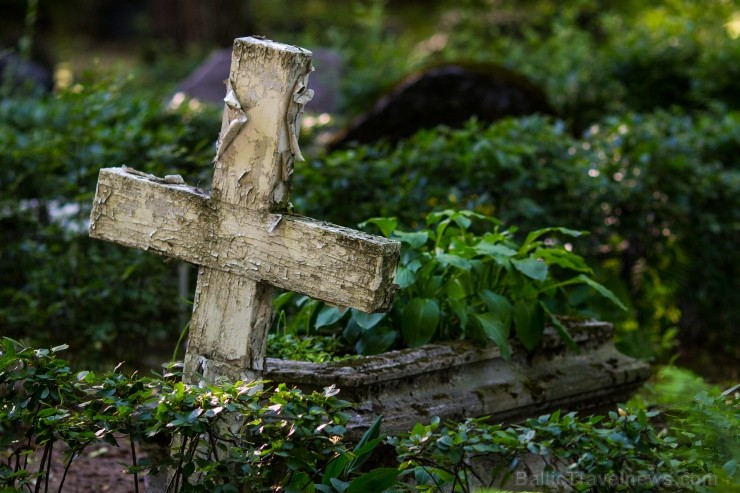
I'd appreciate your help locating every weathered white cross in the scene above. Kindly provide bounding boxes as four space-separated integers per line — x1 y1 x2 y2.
89 37 400 384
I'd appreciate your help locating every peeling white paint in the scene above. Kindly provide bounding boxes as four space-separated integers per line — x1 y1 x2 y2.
89 38 399 389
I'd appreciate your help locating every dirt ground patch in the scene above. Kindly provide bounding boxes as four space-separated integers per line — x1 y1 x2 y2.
7 438 148 493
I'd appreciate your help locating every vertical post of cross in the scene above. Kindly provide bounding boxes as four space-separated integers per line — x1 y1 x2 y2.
183 38 313 385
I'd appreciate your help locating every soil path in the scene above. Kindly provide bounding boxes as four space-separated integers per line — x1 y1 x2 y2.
16 438 148 493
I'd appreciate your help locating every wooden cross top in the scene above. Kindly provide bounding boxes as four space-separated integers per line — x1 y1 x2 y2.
89 37 400 383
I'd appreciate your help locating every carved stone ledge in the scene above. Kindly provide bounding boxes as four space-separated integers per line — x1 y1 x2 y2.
265 319 650 437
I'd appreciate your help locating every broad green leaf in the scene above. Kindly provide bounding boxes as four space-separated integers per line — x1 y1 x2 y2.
480 290 512 326
358 217 397 237
473 313 511 360
395 266 417 289
451 212 472 230
405 258 423 272
329 478 349 493
457 209 502 224
419 275 444 298
436 253 471 270
534 248 592 273
513 300 544 350
475 242 517 257
465 315 488 345
414 466 434 486
393 230 429 248
434 218 452 242
349 416 384 473
346 468 400 493
448 240 477 258
449 299 469 329
273 291 296 311
187 408 203 423
401 298 440 347
426 209 454 224
342 319 362 343
542 305 578 352
512 258 548 281
295 294 312 307
2 337 20 358
286 472 313 493
350 309 386 330
315 305 347 329
322 455 350 484
573 274 627 311
356 325 396 355
446 277 470 300
522 227 587 252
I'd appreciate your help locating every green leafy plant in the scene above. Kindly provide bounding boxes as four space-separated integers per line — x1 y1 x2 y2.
275 209 625 358
0 337 391 492
389 366 739 492
391 404 737 492
266 333 352 363
2 338 737 492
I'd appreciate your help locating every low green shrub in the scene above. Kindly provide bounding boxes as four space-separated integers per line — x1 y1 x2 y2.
0 337 396 492
391 404 736 492
2 339 737 492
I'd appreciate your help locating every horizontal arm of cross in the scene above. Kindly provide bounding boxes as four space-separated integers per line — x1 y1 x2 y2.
90 167 399 312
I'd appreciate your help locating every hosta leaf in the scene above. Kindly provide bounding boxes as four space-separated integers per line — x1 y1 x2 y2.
346 468 400 493
574 274 627 311
315 305 347 329
446 277 469 299
475 242 517 257
436 253 471 270
394 266 417 289
522 227 587 252
358 217 397 237
355 325 396 355
512 258 548 281
393 230 429 248
480 290 512 326
513 300 544 350
322 455 350 484
350 309 386 330
543 305 578 352
451 213 472 230
449 299 469 329
473 313 511 360
401 298 440 347
534 248 592 273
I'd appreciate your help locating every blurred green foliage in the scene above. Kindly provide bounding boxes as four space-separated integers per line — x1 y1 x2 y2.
0 75 220 367
328 0 739 131
294 112 739 359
